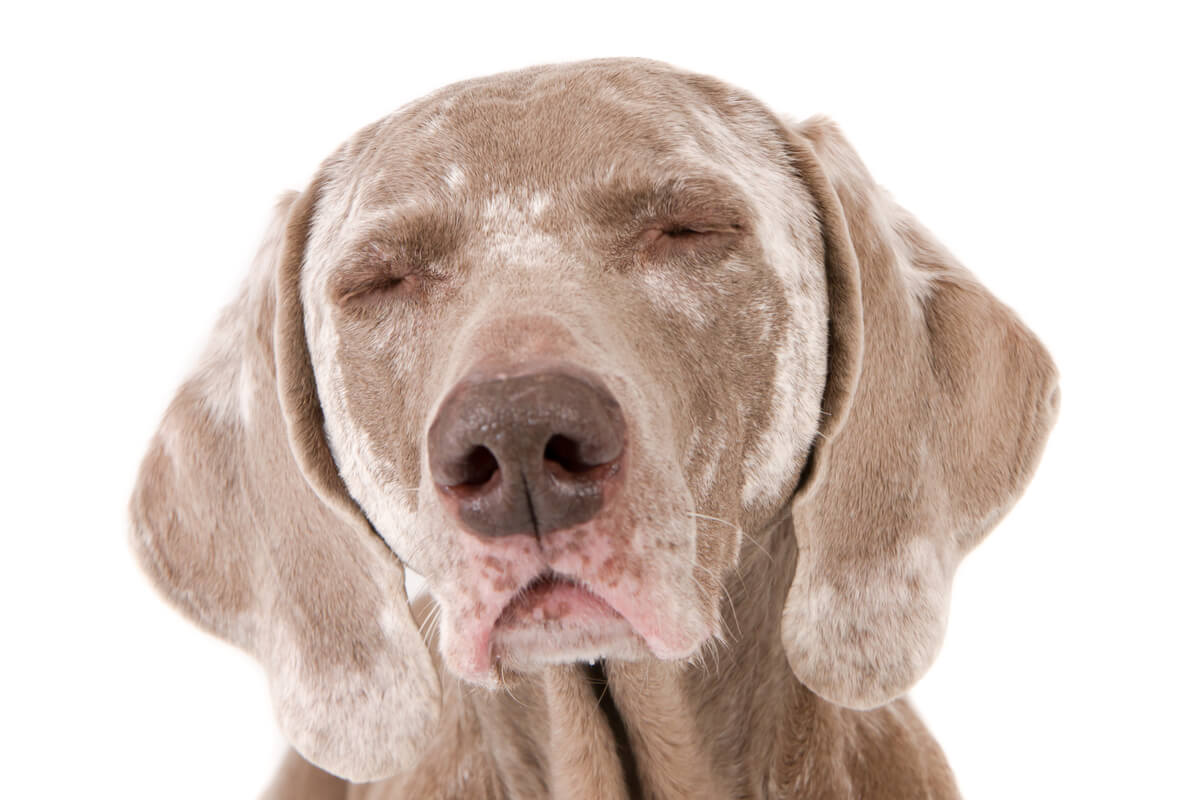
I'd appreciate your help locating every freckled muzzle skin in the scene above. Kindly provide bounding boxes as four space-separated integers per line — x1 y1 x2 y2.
297 62 828 686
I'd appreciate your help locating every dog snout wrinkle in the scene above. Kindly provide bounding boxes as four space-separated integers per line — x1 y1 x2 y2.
428 370 625 538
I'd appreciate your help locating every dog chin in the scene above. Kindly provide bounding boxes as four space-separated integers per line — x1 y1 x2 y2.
487 573 650 672
491 619 650 672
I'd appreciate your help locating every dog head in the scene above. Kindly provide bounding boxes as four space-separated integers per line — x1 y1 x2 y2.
130 58 1058 781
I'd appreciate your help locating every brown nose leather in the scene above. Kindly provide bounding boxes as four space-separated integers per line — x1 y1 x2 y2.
427 370 626 538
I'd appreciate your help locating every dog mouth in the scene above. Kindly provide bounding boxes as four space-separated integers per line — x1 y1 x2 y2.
494 570 623 629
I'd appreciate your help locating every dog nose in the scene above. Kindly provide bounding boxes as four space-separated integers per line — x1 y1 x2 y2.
427 370 626 538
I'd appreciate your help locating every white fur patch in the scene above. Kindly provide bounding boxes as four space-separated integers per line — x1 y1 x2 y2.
477 190 560 267
442 163 466 191
663 104 828 508
639 268 709 327
528 190 552 217
732 170 826 507
195 316 248 426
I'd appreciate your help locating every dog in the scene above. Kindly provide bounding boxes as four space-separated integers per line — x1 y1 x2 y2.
130 58 1059 798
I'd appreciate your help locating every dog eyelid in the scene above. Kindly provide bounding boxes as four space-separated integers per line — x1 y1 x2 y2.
329 241 430 308
636 220 744 259
336 274 414 306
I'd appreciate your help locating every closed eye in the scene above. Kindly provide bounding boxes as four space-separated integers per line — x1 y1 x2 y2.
638 223 742 258
338 274 415 305
332 214 460 310
663 225 709 239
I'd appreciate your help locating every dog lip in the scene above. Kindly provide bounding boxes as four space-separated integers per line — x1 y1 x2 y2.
493 570 622 629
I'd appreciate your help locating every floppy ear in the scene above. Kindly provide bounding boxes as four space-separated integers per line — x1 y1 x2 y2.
129 182 440 781
780 117 1060 709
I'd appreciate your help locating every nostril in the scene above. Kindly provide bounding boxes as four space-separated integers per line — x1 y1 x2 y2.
544 434 603 475
458 445 500 487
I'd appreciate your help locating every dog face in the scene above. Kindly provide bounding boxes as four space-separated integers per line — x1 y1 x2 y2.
131 59 1058 781
299 63 828 684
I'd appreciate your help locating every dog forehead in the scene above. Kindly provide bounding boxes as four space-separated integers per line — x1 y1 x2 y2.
328 59 779 219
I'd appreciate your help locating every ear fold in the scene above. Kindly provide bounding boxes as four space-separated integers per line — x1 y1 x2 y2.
781 117 1060 709
129 185 440 782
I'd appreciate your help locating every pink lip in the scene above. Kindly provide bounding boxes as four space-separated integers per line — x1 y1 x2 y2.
477 570 647 675
456 565 702 683
494 571 624 630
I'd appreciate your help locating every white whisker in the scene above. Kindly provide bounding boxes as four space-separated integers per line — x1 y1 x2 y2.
686 509 774 563
740 530 774 563
691 561 741 644
685 510 737 528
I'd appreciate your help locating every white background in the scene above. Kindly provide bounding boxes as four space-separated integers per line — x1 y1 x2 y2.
3 2 1196 797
